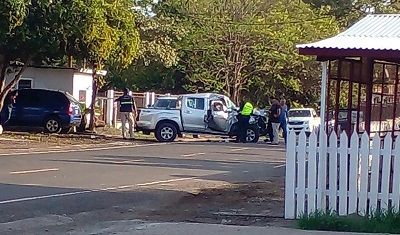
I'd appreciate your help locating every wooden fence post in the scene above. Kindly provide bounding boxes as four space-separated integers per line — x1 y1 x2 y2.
285 131 297 219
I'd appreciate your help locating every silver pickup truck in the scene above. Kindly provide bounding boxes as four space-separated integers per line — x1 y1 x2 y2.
136 93 262 142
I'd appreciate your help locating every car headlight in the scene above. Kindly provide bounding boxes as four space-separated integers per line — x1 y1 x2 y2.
304 121 309 125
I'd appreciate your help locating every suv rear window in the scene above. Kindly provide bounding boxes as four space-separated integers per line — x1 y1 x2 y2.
64 92 79 103
153 98 177 109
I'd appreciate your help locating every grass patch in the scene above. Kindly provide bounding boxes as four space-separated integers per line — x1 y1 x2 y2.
298 209 400 234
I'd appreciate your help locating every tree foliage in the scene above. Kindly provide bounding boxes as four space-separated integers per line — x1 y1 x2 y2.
112 0 397 108
108 0 188 92
0 0 140 112
171 0 339 105
304 0 400 27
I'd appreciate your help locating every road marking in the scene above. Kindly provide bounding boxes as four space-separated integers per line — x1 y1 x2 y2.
181 153 205 157
230 147 249 152
10 168 59 175
0 177 196 205
120 159 144 163
274 164 286 169
135 178 194 187
0 142 168 157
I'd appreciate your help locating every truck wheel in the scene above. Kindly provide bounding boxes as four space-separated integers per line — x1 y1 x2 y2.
155 123 177 142
245 125 259 143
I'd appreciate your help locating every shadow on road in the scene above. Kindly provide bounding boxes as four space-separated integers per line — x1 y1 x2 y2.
0 179 286 234
47 154 285 183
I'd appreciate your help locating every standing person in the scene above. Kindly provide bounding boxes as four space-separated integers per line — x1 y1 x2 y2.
237 96 253 143
265 97 274 143
115 88 137 139
269 99 281 145
280 99 288 144
286 99 291 111
4 92 17 126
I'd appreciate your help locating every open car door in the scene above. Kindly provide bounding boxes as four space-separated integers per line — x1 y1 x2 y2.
205 96 230 133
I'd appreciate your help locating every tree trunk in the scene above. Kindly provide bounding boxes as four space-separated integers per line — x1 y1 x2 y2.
88 69 97 132
0 56 31 134
0 56 32 111
67 56 73 68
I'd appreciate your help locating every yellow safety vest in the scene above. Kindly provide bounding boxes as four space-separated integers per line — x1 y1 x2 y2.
241 102 253 116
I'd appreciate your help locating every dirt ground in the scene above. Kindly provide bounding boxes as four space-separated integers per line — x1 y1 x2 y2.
63 178 291 229
0 129 133 154
143 179 290 227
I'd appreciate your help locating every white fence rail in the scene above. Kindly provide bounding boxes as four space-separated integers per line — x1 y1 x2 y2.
285 130 400 219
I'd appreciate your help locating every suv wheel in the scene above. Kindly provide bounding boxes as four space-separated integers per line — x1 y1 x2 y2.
44 117 62 134
245 125 259 143
155 123 177 142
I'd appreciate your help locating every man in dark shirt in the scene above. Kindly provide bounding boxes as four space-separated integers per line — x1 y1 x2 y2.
115 88 137 139
4 92 17 126
269 99 281 145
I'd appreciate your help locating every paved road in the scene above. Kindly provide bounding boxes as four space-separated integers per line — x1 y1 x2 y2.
0 140 286 233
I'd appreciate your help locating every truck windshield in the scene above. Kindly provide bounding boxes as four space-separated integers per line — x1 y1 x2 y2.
225 98 236 109
288 110 311 117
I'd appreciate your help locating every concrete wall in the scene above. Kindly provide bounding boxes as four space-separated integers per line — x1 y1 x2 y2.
6 67 75 94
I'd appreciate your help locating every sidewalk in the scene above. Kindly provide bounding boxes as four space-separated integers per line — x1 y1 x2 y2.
69 221 383 235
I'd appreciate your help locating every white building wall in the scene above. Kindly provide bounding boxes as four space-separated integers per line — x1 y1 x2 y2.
5 67 94 108
6 67 75 94
72 72 93 108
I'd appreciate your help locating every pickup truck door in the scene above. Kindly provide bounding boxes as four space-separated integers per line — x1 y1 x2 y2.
207 98 229 132
181 97 207 132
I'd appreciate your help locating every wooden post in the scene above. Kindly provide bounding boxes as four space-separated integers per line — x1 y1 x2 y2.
392 65 399 138
364 58 374 135
334 60 342 133
347 61 354 137
318 61 328 211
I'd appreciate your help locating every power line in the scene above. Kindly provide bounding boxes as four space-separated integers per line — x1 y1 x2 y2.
185 13 334 26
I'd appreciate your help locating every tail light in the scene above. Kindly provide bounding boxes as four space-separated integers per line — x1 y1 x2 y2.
68 105 73 115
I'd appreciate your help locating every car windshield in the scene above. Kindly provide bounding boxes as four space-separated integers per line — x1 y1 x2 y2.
288 110 311 117
153 98 177 109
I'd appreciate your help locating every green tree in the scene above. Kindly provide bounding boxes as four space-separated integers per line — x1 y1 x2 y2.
304 0 400 27
172 0 339 105
0 0 140 131
107 0 187 93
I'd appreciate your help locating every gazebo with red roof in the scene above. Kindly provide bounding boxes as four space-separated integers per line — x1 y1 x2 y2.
297 14 400 138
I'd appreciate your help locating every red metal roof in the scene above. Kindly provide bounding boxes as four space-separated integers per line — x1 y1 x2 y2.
297 14 400 56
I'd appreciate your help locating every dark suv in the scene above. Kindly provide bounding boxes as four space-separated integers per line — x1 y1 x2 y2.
0 89 82 133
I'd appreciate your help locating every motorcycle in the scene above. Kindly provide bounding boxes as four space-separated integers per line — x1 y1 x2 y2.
250 109 268 137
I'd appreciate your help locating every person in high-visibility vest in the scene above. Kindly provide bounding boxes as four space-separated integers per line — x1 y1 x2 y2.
237 96 253 143
115 88 137 139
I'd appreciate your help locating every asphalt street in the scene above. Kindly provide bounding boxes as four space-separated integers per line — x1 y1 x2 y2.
0 140 286 233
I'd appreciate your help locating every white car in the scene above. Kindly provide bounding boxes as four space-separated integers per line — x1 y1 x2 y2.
287 108 320 134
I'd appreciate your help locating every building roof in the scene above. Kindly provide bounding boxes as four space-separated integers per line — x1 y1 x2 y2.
297 14 400 58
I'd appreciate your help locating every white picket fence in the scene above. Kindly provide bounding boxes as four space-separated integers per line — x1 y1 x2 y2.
285 130 400 219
